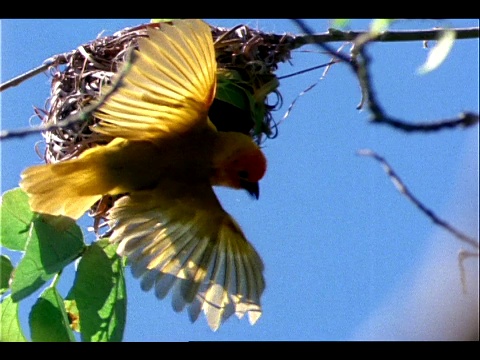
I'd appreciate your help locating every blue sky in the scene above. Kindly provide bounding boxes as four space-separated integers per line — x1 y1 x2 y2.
1 19 478 341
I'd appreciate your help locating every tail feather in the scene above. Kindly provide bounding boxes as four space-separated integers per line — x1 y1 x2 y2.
20 157 103 220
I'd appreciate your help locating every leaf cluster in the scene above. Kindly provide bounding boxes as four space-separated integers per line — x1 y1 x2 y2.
1 188 127 342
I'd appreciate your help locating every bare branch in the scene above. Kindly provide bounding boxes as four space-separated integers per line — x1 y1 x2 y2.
1 21 478 140
357 149 479 250
3 23 478 94
292 19 480 133
288 27 480 50
354 46 479 131
370 112 479 132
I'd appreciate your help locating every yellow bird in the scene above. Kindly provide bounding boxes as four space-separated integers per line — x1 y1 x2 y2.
20 19 267 331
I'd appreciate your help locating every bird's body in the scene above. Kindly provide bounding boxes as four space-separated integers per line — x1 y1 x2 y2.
20 19 267 330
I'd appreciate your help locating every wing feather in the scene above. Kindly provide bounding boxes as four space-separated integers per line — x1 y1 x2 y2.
107 183 264 330
202 239 228 330
94 19 216 142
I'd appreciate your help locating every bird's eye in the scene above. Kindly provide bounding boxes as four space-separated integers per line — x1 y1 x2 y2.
238 170 249 179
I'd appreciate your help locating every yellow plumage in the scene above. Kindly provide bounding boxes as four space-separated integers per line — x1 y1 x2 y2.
20 19 266 331
93 19 216 141
109 183 264 330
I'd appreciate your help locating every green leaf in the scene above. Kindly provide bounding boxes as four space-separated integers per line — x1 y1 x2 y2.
417 29 456 75
0 188 34 251
10 215 85 302
29 287 76 342
1 255 14 295
331 19 350 29
69 240 126 342
370 19 395 35
0 295 28 342
216 69 279 137
216 71 252 112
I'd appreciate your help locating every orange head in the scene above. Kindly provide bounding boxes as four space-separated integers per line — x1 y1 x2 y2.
211 132 267 199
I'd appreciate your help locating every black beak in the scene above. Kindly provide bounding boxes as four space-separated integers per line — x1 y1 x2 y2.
240 179 260 199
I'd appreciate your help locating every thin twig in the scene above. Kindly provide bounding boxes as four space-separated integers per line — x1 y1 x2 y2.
277 60 337 80
357 149 479 250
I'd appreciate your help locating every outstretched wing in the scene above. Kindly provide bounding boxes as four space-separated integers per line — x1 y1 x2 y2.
108 182 265 331
94 19 217 142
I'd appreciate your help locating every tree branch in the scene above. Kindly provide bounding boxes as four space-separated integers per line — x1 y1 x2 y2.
2 23 479 94
292 19 480 133
1 21 479 140
288 26 480 49
353 45 479 131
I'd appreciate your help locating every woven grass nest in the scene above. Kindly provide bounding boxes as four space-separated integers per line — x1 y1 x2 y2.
35 21 294 233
